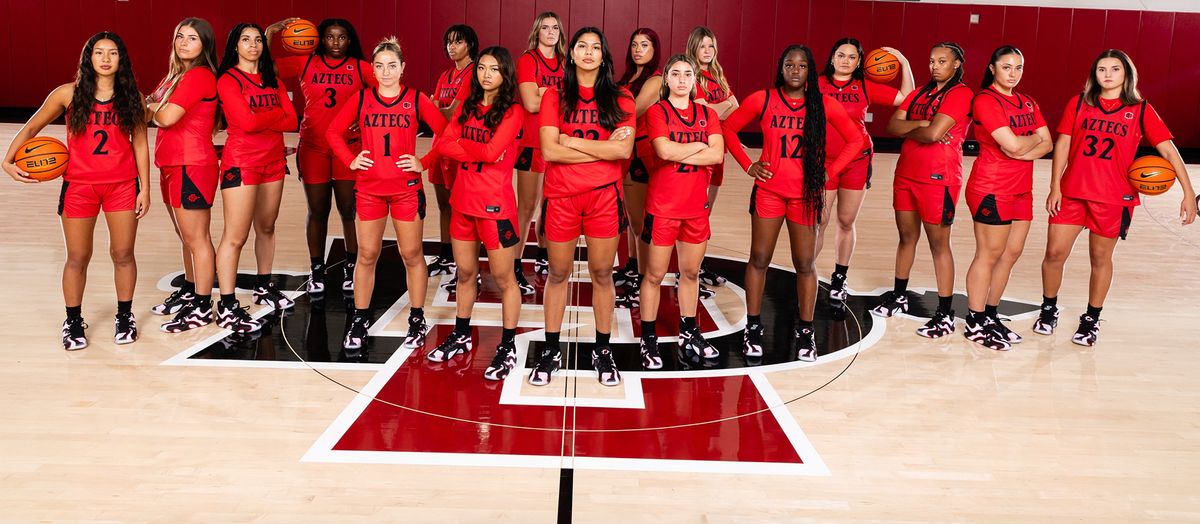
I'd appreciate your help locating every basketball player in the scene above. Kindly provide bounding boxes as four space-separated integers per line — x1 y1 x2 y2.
638 54 724 368
686 27 738 292
723 45 863 361
873 42 971 340
515 12 566 286
817 38 914 314
613 28 663 304
268 18 373 294
420 47 526 381
426 24 480 286
1037 49 1196 346
963 46 1052 350
326 38 447 352
145 18 221 332
214 23 298 332
2 32 150 350
533 27 636 387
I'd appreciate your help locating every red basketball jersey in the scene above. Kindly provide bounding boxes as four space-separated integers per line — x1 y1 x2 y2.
754 88 814 198
442 103 524 218
435 63 473 107
517 50 565 148
698 69 731 105
298 55 370 151
895 83 973 186
218 68 289 167
1059 95 1158 206
540 85 637 198
354 87 426 196
645 100 721 218
968 87 1046 195
818 76 897 154
65 100 137 184
153 67 218 167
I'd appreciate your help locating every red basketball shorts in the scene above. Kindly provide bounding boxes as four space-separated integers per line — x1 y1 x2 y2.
966 190 1033 225
451 210 521 251
58 178 139 218
428 157 458 188
357 190 426 222
298 144 354 185
749 185 818 226
893 177 960 226
514 146 546 173
220 159 287 189
825 149 873 191
540 183 628 242
640 213 711 246
1049 195 1133 240
160 165 218 209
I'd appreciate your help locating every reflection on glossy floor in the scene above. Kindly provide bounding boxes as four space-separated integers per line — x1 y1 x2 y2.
2 124 1199 522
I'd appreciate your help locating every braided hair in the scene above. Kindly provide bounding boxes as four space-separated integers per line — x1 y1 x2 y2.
911 41 964 104
775 44 827 222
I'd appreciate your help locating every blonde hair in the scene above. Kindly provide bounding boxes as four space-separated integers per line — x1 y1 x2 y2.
526 12 566 60
686 27 729 94
373 36 403 62
158 18 217 102
658 54 700 101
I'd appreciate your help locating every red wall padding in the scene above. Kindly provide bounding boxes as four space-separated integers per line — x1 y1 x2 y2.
4 0 1200 146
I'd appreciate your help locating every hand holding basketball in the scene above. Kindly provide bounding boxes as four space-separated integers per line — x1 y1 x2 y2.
2 160 38 183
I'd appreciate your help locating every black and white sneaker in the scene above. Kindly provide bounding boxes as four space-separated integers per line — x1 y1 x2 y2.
640 337 663 370
743 323 764 357
991 315 1023 344
113 312 138 345
795 326 817 362
342 262 356 292
591 346 621 386
216 300 263 333
62 317 88 351
964 315 1012 351
307 265 326 294
152 288 195 316
403 315 429 349
614 267 640 289
1032 305 1059 335
871 291 909 317
533 256 549 276
699 266 726 287
483 340 518 381
427 331 473 362
828 278 848 302
679 326 719 359
253 284 295 311
528 347 561 386
427 255 456 276
514 267 535 296
1072 314 1100 347
343 314 370 350
916 310 956 338
161 301 214 333
615 290 640 309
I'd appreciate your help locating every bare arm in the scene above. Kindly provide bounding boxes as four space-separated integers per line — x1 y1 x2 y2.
1154 139 1198 225
131 121 152 218
651 137 706 162
886 108 928 137
2 84 72 182
1013 127 1054 161
519 82 545 113
558 127 634 161
676 133 725 166
880 47 915 99
634 76 662 118
990 126 1044 158
1045 134 1072 216
539 125 602 163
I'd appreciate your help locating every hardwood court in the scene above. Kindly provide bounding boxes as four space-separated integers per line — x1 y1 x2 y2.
1 123 1198 522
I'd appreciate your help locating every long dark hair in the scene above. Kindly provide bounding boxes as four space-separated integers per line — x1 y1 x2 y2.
821 37 865 82
315 19 365 61
1083 49 1141 106
912 41 965 104
560 27 629 131
981 45 1022 90
217 23 278 88
616 28 661 97
460 46 517 131
443 24 479 62
68 32 143 137
775 44 827 221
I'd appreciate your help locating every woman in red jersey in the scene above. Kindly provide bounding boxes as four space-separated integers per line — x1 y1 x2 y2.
419 47 526 380
874 42 972 340
816 37 914 314
515 12 566 282
145 18 221 333
3 32 149 350
613 28 663 301
533 27 636 387
1037 49 1196 346
723 45 864 362
268 17 373 294
638 54 724 369
962 46 1052 351
425 24 480 284
214 23 298 332
327 38 448 353
686 26 738 291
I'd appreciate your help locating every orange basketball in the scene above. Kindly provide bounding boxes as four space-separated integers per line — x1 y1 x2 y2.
864 48 900 84
1127 155 1176 196
280 19 319 54
13 136 69 181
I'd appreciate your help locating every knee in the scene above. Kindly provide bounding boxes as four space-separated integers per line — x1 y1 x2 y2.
357 247 380 265
401 251 424 268
643 270 665 287
792 256 816 276
898 229 921 246
64 251 92 271
678 266 700 283
518 198 538 213
1089 254 1112 271
307 202 331 219
457 265 478 282
547 265 571 285
255 223 276 237
109 246 136 266
1043 247 1068 265
589 265 613 287
748 251 772 272
998 246 1024 266
837 215 856 232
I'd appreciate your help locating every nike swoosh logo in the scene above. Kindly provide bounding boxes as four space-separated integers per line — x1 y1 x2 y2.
1139 171 1164 179
24 144 46 154
292 28 307 34
874 55 885 62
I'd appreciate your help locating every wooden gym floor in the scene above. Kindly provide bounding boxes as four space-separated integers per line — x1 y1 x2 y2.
1 123 1198 523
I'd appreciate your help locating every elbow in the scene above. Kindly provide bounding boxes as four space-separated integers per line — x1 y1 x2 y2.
522 99 541 113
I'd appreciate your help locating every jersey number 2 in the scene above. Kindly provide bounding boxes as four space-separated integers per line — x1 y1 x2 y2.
92 130 109 156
